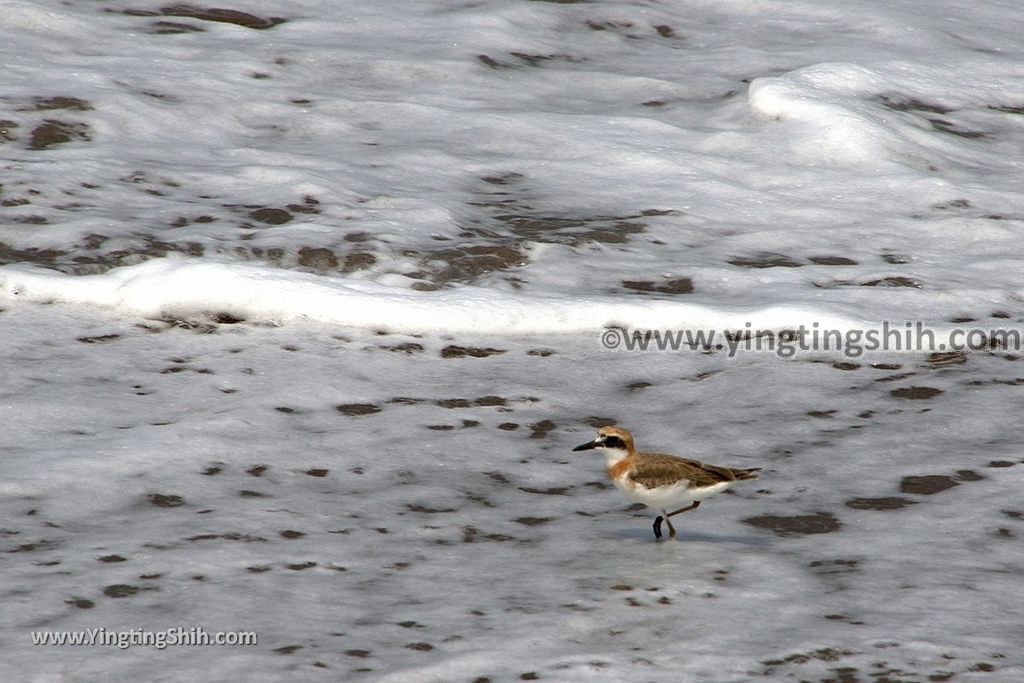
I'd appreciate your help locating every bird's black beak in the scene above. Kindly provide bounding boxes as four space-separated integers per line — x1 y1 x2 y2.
573 440 598 452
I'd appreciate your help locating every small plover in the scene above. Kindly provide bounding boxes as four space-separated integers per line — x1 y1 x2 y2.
573 426 760 540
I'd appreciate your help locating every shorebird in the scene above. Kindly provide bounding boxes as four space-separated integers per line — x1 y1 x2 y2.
573 426 760 540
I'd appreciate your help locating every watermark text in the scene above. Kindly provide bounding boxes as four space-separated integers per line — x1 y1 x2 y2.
599 322 1021 358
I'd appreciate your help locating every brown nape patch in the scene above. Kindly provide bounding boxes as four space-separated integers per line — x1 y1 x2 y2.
336 403 381 416
29 120 91 150
125 5 287 30
440 345 506 359
890 386 942 400
622 278 693 295
900 475 959 495
728 253 803 268
744 512 841 535
845 497 918 511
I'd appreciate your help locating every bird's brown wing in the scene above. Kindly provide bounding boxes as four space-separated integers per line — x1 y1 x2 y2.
629 453 736 489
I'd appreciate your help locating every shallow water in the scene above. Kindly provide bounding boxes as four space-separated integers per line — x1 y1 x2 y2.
3 0 1024 681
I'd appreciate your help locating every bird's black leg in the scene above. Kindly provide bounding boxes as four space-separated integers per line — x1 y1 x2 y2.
653 515 664 540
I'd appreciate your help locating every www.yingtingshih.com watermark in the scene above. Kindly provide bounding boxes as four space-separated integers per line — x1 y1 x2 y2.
30 627 258 650
599 322 1023 358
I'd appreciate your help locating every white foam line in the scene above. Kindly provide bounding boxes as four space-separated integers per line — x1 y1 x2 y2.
0 258 872 335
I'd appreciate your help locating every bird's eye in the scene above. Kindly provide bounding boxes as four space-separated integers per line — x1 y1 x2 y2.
603 436 625 449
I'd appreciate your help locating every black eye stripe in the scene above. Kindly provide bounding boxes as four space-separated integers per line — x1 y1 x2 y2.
602 436 626 449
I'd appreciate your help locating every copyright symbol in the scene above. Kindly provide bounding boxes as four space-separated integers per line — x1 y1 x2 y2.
601 329 622 349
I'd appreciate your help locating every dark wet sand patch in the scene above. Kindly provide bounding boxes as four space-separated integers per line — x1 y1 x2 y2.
876 95 953 114
845 497 918 511
336 403 381 416
103 584 141 598
514 517 554 526
529 420 556 438
305 468 329 477
930 119 987 139
0 119 19 143
583 416 616 428
436 398 472 408
76 334 122 344
123 5 286 30
498 422 519 430
67 597 95 609
890 386 942 399
27 119 91 150
380 342 424 354
728 253 803 268
296 247 337 270
861 276 922 288
149 494 184 508
441 345 506 358
622 278 693 294
519 486 570 496
97 554 127 563
809 256 858 265
925 351 967 368
388 397 424 405
807 559 858 576
188 533 267 542
408 505 456 514
247 207 292 225
744 512 841 535
280 530 305 539
147 20 204 33
899 475 959 495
